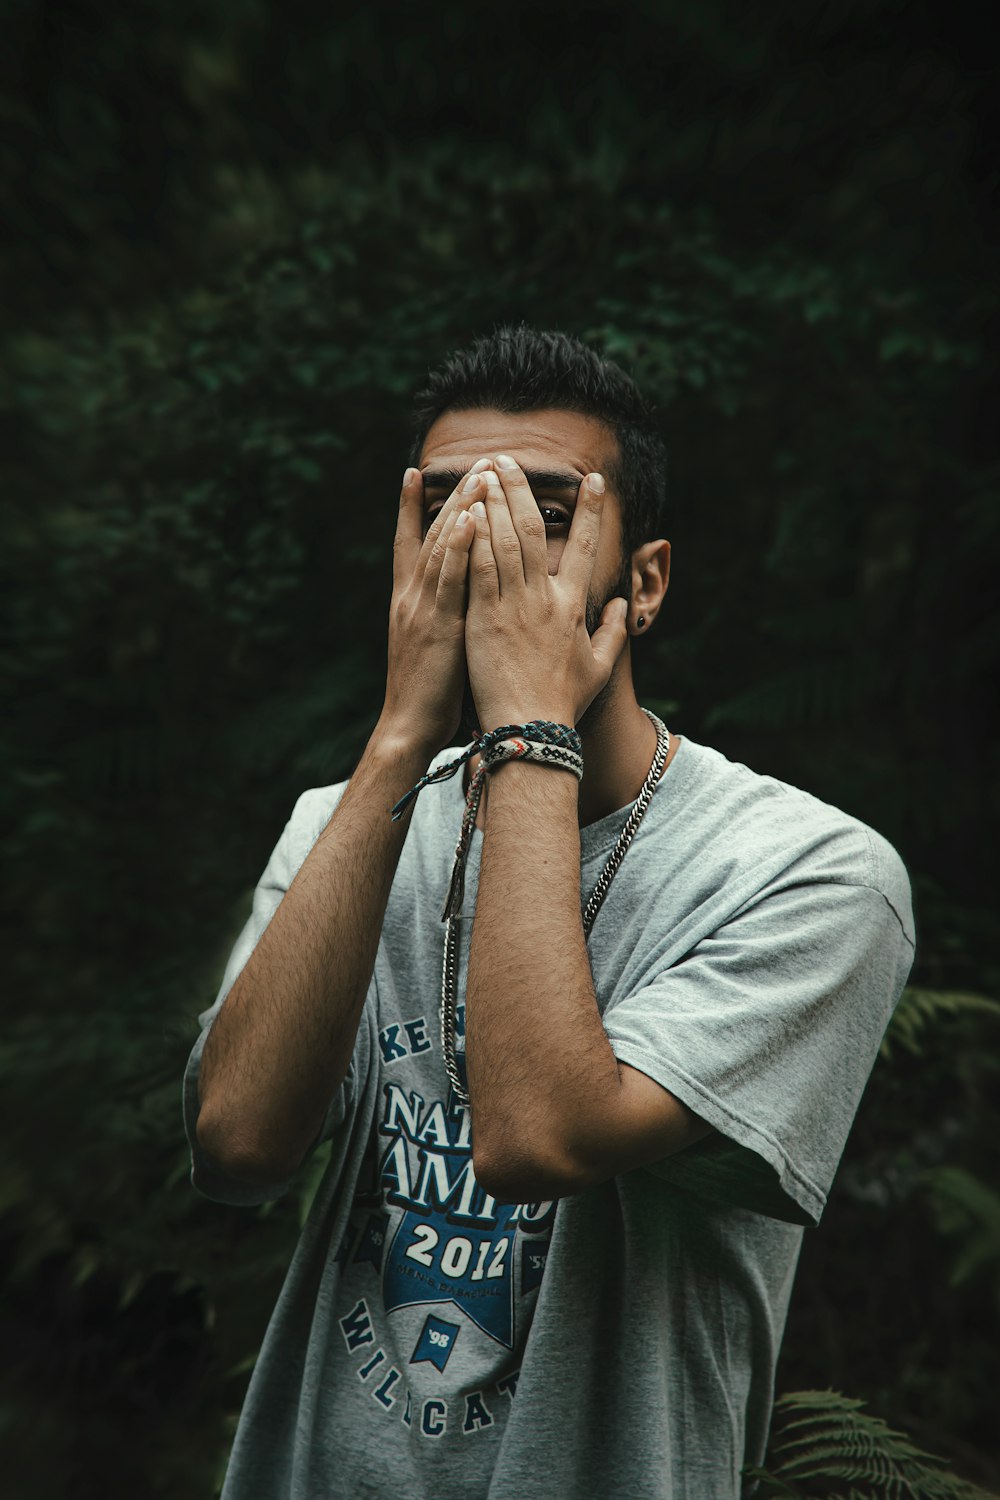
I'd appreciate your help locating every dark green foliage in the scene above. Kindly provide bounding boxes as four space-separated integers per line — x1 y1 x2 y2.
3 1 997 1495
880 988 1000 1062
749 1390 1000 1498
923 1167 1000 1309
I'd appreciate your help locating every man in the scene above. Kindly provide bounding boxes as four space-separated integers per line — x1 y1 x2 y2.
185 326 915 1499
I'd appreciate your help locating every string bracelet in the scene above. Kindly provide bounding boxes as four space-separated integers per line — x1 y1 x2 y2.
482 734 584 781
437 722 583 921
390 719 582 823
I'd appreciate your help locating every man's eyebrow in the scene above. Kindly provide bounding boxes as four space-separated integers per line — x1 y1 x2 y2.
420 467 584 497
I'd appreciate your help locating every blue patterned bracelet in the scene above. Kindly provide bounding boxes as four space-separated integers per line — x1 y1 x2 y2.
390 720 582 823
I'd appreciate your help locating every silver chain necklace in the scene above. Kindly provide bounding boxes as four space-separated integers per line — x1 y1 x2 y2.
440 708 671 1107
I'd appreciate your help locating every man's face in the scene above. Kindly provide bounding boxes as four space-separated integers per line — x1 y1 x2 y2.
417 407 633 736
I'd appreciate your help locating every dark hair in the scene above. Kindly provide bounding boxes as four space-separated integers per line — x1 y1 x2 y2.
406 324 667 557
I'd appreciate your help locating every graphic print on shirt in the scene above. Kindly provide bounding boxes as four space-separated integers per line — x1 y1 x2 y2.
331 1004 554 1435
377 1077 554 1354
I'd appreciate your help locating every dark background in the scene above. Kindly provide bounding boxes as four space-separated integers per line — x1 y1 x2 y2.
4 1 998 1495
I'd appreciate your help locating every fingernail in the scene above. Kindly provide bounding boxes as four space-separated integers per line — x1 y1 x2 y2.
403 467 419 486
589 472 605 493
495 453 517 469
483 471 501 488
455 509 471 527
471 501 487 518
470 458 491 473
462 473 481 493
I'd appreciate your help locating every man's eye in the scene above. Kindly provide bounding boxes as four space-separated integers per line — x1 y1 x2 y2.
423 504 568 531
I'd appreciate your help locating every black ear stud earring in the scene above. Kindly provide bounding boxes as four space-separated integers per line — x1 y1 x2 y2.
636 615 645 630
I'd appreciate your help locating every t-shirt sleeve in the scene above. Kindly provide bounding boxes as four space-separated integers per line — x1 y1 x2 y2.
183 782 366 1206
604 853 915 1227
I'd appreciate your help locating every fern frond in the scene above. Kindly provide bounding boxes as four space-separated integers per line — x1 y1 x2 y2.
922 1166 1000 1298
880 987 1000 1061
743 1467 803 1498
749 1390 999 1499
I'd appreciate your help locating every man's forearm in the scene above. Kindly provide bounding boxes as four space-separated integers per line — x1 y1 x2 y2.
465 762 624 1198
196 721 430 1183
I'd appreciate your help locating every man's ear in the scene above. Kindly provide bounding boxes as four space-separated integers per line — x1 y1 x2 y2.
629 540 670 635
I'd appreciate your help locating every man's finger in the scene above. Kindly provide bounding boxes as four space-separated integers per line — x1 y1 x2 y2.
468 500 499 602
436 506 476 612
559 472 607 592
392 467 424 588
417 460 490 576
420 502 467 599
589 596 630 680
482 470 524 594
492 454 548 586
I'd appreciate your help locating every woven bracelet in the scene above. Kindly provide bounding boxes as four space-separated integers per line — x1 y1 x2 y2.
482 735 584 781
391 719 582 822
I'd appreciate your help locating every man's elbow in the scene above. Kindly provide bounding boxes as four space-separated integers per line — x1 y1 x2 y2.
472 1133 600 1205
195 1106 302 1188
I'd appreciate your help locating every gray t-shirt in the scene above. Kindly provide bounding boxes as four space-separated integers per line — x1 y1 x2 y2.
184 736 915 1499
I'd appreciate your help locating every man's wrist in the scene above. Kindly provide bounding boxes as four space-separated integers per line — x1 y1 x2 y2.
476 708 577 736
369 714 443 777
484 756 581 802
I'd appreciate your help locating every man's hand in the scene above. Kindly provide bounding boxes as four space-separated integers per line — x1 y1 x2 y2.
461 458 710 1199
196 463 495 1183
464 457 628 732
380 461 487 754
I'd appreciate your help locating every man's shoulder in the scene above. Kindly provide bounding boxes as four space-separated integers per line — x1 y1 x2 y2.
282 753 460 861
672 738 912 929
279 780 350 857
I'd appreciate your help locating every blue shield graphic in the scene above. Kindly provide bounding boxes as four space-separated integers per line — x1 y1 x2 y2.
410 1313 461 1372
352 1211 390 1271
384 1207 518 1348
521 1237 549 1295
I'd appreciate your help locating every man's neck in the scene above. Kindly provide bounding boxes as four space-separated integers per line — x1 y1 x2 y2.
574 694 676 827
464 678 679 830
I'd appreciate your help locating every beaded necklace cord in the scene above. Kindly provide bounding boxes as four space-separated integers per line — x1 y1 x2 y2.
435 708 670 1107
